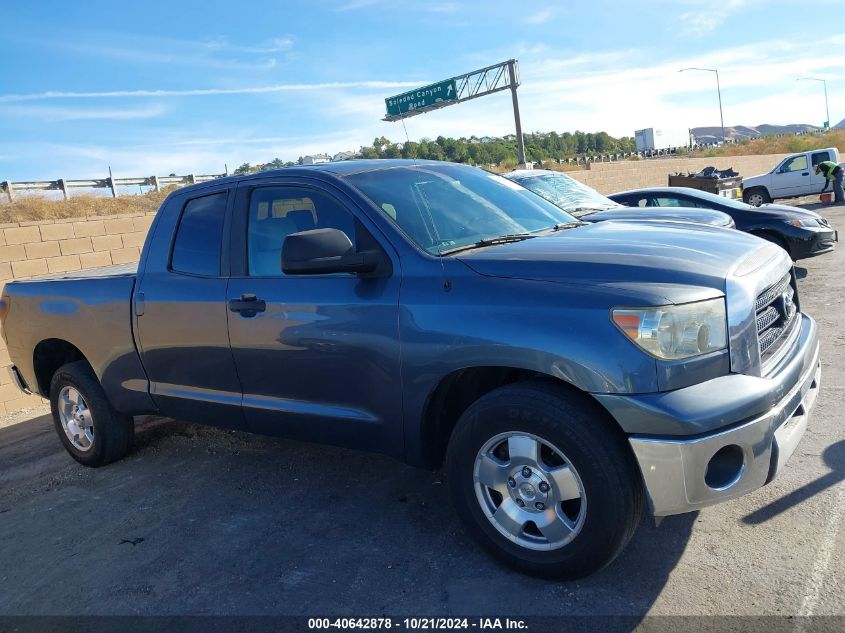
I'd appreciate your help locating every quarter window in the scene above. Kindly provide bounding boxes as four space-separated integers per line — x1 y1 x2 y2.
247 187 357 276
171 192 228 276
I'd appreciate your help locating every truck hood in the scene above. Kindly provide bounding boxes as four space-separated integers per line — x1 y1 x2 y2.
742 172 771 187
456 220 771 300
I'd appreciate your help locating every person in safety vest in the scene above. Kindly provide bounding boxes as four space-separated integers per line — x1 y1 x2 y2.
815 160 844 204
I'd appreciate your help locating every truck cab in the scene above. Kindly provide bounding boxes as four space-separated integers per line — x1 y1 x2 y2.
742 147 842 205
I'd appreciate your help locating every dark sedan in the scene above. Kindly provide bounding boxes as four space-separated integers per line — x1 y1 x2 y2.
609 187 837 260
504 170 734 228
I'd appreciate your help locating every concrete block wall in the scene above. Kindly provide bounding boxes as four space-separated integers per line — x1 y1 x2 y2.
0 211 156 415
567 153 789 194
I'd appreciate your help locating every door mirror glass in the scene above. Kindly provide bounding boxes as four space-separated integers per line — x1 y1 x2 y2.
282 228 381 275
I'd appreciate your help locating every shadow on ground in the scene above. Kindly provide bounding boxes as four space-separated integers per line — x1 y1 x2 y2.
0 415 696 621
743 439 845 525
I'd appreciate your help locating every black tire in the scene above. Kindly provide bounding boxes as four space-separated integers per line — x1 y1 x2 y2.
49 361 134 467
445 382 644 579
743 187 771 206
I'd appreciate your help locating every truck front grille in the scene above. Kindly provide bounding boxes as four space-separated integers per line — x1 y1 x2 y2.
755 273 798 359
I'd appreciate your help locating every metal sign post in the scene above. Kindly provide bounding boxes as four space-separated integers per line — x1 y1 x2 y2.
383 59 527 165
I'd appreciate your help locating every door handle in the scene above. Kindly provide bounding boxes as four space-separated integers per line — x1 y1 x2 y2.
228 294 266 316
802 172 809 176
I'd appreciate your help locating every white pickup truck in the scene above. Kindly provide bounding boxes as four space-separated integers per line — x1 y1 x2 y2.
742 147 842 206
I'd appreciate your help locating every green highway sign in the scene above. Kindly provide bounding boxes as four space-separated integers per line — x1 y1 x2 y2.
823 120 830 129
385 79 458 117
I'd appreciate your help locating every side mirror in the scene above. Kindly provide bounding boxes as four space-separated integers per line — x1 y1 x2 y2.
281 228 381 275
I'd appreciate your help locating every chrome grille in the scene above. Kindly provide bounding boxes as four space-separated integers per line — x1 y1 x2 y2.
755 273 797 357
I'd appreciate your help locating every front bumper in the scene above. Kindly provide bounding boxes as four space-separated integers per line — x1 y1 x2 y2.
788 227 837 259
626 314 820 516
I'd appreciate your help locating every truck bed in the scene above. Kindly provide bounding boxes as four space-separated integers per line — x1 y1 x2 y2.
1 263 153 414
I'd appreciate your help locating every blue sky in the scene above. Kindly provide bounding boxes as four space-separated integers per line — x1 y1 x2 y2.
1 0 843 181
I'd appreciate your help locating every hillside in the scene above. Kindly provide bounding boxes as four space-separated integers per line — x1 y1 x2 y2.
692 129 845 157
691 123 821 143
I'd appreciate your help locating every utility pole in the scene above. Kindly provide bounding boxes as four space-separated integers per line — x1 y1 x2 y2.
508 60 527 166
680 67 726 144
797 77 830 129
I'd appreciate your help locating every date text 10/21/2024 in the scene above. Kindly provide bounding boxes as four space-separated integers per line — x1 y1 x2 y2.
307 618 528 630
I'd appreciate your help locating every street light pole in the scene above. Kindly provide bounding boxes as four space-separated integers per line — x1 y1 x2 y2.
797 77 830 129
680 67 726 144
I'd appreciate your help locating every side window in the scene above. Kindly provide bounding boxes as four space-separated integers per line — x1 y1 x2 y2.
653 197 682 207
248 187 357 276
171 192 227 276
678 197 709 209
811 152 831 167
781 155 809 172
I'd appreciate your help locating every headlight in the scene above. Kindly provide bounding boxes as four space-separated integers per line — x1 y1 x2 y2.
612 298 727 360
785 218 821 228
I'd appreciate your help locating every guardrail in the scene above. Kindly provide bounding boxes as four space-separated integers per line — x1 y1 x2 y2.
0 169 228 202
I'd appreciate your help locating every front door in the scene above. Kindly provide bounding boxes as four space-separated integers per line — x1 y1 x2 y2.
226 180 403 456
771 154 812 198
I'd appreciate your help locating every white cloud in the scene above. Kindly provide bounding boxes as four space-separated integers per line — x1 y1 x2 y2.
0 103 166 121
523 9 553 24
677 0 755 36
31 33 296 71
205 36 295 54
0 81 427 103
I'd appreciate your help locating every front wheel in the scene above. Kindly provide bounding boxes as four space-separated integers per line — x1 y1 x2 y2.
743 187 771 207
445 382 644 579
50 361 134 467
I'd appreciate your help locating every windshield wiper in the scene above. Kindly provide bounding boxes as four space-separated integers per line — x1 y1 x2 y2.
574 205 618 212
439 234 534 256
548 221 587 232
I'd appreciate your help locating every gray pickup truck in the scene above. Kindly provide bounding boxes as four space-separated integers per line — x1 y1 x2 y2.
0 160 820 579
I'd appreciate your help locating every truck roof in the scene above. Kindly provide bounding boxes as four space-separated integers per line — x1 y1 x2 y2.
176 159 457 195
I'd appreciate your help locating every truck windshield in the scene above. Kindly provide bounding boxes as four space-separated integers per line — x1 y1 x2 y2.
345 165 578 255
508 172 620 217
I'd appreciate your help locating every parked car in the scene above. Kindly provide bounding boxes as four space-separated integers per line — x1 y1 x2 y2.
741 148 842 206
504 169 735 228
608 186 837 260
1 160 820 579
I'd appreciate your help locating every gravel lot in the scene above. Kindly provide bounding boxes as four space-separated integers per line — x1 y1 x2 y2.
1 202 843 620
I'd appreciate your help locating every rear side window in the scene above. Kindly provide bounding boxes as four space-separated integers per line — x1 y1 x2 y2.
811 152 831 167
171 192 227 276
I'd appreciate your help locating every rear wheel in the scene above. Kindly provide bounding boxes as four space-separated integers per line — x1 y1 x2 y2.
50 361 134 467
743 187 771 207
445 382 644 579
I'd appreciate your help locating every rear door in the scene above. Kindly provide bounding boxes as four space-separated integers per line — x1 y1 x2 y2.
770 154 812 197
809 150 834 193
134 187 245 429
225 177 403 456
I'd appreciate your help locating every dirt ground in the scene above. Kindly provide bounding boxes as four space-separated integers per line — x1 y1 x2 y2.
0 201 843 622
